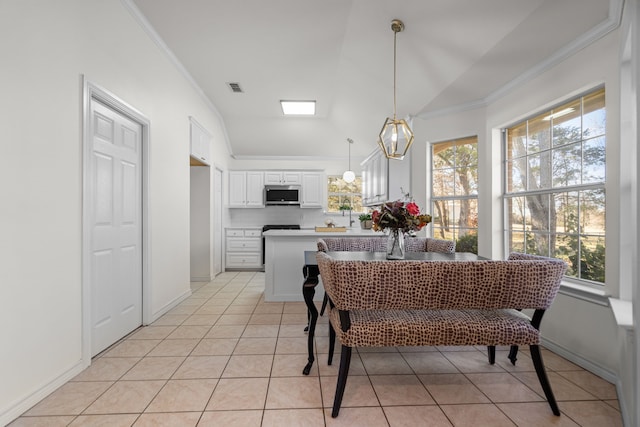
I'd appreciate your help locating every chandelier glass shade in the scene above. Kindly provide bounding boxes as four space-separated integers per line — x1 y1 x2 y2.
377 19 414 160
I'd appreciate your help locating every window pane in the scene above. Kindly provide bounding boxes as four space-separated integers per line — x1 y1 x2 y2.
525 193 550 233
433 146 453 169
552 99 581 146
506 160 526 192
509 231 526 253
526 232 550 256
552 143 581 187
507 123 527 159
581 189 605 235
583 89 605 138
455 167 478 196
432 167 455 197
528 114 551 153
580 235 606 282
554 234 578 276
528 152 553 190
583 136 605 183
455 143 478 168
457 199 478 228
507 196 526 231
431 200 453 236
554 192 579 234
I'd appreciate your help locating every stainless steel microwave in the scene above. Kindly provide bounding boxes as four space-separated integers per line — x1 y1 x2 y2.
264 185 301 205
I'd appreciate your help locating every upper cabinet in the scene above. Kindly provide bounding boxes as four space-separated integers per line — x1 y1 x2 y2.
264 171 302 185
228 171 265 208
228 170 324 209
300 172 325 208
189 117 211 165
361 149 411 206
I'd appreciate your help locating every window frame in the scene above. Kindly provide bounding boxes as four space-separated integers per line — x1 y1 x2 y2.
502 87 606 286
430 136 479 252
326 175 365 214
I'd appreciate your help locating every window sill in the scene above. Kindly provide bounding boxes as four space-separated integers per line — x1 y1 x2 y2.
609 298 634 330
558 280 610 306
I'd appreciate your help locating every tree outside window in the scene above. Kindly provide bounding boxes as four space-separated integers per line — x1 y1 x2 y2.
327 176 364 213
431 136 478 253
504 88 605 284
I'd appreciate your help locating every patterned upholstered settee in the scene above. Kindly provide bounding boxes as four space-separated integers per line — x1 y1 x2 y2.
316 251 567 418
315 236 455 316
317 236 455 253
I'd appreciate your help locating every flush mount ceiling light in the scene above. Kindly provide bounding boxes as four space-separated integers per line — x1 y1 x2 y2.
343 138 356 183
280 100 316 115
378 19 414 161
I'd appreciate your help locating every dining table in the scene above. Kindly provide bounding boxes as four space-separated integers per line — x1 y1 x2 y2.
301 250 486 375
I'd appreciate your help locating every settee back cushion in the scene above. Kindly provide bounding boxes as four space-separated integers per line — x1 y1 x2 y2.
317 237 455 253
316 252 567 311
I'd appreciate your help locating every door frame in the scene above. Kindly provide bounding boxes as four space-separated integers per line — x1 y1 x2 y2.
82 78 151 364
213 165 224 276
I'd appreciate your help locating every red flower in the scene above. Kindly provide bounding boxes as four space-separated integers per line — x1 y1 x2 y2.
406 202 420 216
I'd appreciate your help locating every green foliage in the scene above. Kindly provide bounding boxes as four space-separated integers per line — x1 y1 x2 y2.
455 233 478 254
358 213 372 221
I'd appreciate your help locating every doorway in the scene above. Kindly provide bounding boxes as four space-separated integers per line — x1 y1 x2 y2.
82 81 149 358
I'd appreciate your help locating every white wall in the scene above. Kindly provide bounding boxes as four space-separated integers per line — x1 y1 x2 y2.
0 0 231 423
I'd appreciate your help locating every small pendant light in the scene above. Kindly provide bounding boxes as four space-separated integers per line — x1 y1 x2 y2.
342 138 356 183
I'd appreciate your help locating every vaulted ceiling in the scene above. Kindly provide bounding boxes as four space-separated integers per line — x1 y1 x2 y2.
129 0 617 159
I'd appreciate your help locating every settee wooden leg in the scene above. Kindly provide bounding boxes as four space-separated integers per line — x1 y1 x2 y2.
332 345 352 418
487 346 496 364
328 322 336 365
530 344 560 416
508 345 519 365
320 294 329 316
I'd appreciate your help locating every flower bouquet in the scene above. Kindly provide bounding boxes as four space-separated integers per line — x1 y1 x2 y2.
371 200 432 259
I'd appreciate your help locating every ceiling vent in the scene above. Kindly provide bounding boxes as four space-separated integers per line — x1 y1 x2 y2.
227 82 243 93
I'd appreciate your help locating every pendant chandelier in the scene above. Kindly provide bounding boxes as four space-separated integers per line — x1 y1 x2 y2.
342 138 356 183
377 19 414 160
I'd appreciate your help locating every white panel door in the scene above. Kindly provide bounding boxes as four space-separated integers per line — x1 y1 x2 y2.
90 99 142 356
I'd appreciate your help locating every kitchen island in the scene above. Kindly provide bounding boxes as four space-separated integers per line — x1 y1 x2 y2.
262 228 379 301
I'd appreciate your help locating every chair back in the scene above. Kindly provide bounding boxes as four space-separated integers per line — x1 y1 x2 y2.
317 236 455 253
316 251 567 311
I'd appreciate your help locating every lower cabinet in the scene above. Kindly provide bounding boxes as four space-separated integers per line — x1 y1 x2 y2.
225 228 262 269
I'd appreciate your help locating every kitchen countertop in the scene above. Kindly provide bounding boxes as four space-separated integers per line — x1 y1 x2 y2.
262 228 380 237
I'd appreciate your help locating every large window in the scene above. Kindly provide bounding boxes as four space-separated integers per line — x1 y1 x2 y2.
504 88 605 284
431 136 478 253
327 176 364 213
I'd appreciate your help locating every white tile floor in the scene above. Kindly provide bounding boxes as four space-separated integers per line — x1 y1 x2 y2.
11 271 623 426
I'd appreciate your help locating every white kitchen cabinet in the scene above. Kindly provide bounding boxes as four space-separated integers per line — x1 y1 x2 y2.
264 171 302 185
300 172 325 208
228 171 265 208
361 149 410 206
189 118 211 165
225 228 262 269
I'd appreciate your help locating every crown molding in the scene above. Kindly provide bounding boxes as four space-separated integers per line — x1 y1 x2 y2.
120 0 236 156
418 0 624 121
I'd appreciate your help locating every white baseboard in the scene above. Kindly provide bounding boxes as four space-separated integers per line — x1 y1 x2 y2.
541 337 617 383
148 287 192 324
0 360 86 427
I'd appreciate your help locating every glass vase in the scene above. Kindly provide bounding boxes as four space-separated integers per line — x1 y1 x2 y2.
386 229 405 259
